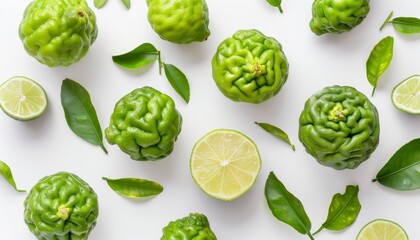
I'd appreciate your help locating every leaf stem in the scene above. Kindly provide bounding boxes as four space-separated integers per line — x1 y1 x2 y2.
278 6 283 13
380 11 394 31
157 51 162 75
100 144 108 154
307 232 315 240
312 226 323 235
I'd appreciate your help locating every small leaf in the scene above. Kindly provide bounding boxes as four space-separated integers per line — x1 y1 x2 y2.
266 0 283 13
121 0 131 9
61 79 107 153
163 63 190 103
94 0 107 8
265 171 314 240
366 36 394 96
0 160 25 192
255 122 295 151
313 185 361 235
102 177 163 198
392 17 420 34
373 138 420 191
112 43 158 69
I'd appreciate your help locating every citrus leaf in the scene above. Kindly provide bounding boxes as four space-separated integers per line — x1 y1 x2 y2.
255 122 295 151
121 0 130 9
266 0 283 13
265 171 314 240
163 63 190 103
94 0 107 8
366 36 394 96
392 17 420 34
112 43 158 69
313 185 361 235
373 138 420 191
102 177 163 198
0 160 25 192
61 79 107 154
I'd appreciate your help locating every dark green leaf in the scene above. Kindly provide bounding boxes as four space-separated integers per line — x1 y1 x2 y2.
313 185 361 235
265 171 314 240
366 36 394 96
255 122 295 151
373 138 420 191
121 0 131 9
112 43 158 69
61 79 107 154
392 17 420 34
163 63 190 103
102 177 163 198
266 0 283 13
94 0 107 8
0 160 25 192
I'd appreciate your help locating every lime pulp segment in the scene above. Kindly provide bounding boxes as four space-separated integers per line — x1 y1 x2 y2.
356 219 409 240
392 75 420 114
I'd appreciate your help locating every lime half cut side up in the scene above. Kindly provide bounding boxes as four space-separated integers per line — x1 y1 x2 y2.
356 219 409 240
190 129 261 201
0 76 48 121
392 74 420 114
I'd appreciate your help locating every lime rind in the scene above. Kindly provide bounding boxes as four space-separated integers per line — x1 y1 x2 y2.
190 129 261 201
356 218 409 240
392 75 420 114
0 76 48 121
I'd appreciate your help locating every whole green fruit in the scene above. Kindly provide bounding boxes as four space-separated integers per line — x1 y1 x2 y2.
146 0 210 44
24 172 99 240
19 0 98 67
298 85 380 170
310 0 370 35
105 86 183 161
212 29 289 104
161 213 217 240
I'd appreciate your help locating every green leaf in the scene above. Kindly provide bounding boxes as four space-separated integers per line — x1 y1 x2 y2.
61 79 107 154
102 177 163 198
163 63 190 103
0 160 25 192
313 185 361 235
366 36 394 96
392 17 420 34
255 122 295 151
266 0 283 13
265 171 314 240
112 43 159 69
94 0 107 9
121 0 131 9
373 138 420 191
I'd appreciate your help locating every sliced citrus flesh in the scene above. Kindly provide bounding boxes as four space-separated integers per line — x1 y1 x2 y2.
190 129 261 201
356 219 409 240
392 74 420 114
0 76 48 121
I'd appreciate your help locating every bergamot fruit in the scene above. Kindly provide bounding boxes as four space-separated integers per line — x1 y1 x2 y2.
146 0 210 44
19 0 98 67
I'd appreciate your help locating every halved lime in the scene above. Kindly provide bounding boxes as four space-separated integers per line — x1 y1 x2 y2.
190 129 261 201
392 75 420 114
0 76 48 121
356 219 409 240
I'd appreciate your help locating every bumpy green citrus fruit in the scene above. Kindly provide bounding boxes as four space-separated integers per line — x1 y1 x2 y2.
146 0 210 44
19 0 98 67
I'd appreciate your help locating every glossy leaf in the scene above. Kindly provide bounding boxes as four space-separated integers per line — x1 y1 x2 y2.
255 122 295 151
380 11 420 34
94 0 107 8
112 43 158 69
366 36 394 96
313 185 361 235
266 0 283 13
61 79 107 154
163 63 190 103
102 177 163 198
0 160 25 192
265 171 314 240
373 138 420 191
121 0 131 9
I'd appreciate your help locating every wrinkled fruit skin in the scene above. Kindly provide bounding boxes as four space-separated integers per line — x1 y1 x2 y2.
310 0 370 35
212 29 289 104
146 0 210 44
161 213 217 240
19 0 98 67
298 86 380 170
105 86 182 161
24 172 99 240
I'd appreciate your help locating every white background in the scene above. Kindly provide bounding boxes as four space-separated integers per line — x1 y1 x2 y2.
1 0 420 239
